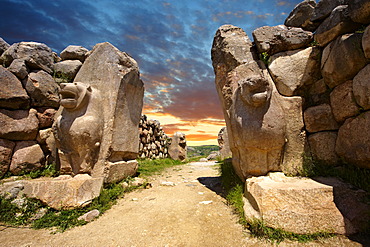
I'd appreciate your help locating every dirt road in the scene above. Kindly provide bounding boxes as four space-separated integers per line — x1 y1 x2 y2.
0 161 360 247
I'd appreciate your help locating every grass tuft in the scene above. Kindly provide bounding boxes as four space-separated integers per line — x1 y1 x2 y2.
137 158 182 177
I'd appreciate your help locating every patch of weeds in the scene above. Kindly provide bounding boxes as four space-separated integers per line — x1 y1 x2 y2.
259 52 270 65
309 40 319 47
137 158 182 177
355 25 367 34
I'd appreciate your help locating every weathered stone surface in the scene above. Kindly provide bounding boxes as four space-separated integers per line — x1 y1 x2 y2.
9 141 45 175
0 180 24 199
252 25 313 55
321 33 367 88
349 0 370 24
206 151 219 160
36 108 57 129
54 60 82 81
308 79 330 106
217 127 232 159
36 128 56 163
308 132 339 165
168 132 187 161
8 59 28 80
0 139 15 177
55 42 144 179
284 0 318 31
21 174 103 209
0 42 54 73
363 25 370 59
268 47 321 96
0 37 10 56
24 70 60 108
315 5 360 47
243 173 346 234
353 64 370 110
103 160 138 184
0 109 39 140
0 66 30 109
60 45 89 62
330 80 361 123
336 111 370 169
78 209 100 222
311 0 348 22
304 104 339 133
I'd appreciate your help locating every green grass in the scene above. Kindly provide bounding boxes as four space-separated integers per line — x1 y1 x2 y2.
259 52 270 65
187 145 219 158
137 158 182 177
218 158 335 243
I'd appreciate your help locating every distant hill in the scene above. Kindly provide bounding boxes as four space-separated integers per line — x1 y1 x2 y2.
187 145 219 157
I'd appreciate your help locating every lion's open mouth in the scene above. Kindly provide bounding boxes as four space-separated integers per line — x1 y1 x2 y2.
60 88 78 109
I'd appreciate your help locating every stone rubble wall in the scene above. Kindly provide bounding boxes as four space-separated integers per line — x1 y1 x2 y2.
138 115 170 159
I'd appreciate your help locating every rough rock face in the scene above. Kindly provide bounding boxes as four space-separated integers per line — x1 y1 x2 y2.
53 60 82 81
349 0 370 24
0 66 30 110
217 127 232 159
0 42 54 73
36 108 57 129
308 132 339 165
0 109 39 141
9 141 45 175
60 45 89 62
0 139 15 177
308 79 330 106
104 160 138 184
0 37 10 56
243 173 346 234
363 25 370 59
304 104 339 133
8 59 28 80
54 42 144 181
336 112 370 169
321 33 367 88
168 132 187 161
252 25 313 55
353 64 370 110
311 0 348 22
284 0 317 31
268 47 321 96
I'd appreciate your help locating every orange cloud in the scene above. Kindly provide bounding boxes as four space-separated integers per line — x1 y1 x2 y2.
186 134 217 141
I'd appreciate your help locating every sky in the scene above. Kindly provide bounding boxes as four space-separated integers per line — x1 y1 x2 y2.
0 0 302 146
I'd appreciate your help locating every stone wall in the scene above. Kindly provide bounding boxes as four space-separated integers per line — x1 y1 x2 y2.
138 115 170 159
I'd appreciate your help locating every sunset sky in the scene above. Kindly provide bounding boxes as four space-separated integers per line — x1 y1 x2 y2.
0 0 301 146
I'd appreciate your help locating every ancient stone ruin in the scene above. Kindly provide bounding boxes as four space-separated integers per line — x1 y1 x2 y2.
217 127 232 160
138 115 170 159
212 0 370 235
168 132 187 161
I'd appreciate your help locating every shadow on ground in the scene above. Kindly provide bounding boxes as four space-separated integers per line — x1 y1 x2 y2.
197 176 225 197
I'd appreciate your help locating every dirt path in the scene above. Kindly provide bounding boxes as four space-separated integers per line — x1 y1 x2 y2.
0 161 361 247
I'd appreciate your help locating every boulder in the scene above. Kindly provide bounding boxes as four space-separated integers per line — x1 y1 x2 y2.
353 64 370 110
9 141 45 175
103 160 138 184
315 5 360 47
55 42 144 179
308 79 330 106
217 127 232 159
284 0 318 31
268 47 321 96
243 173 346 234
0 109 39 140
336 111 370 169
321 33 367 88
8 59 28 80
0 139 15 177
24 70 60 108
60 45 89 62
168 132 187 161
36 108 57 129
0 37 10 56
0 66 30 109
363 25 370 59
53 60 82 81
330 80 361 123
252 25 313 55
308 132 339 165
311 0 348 22
349 0 370 24
304 104 339 133
0 42 54 74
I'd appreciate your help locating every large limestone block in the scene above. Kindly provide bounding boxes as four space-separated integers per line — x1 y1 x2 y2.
0 66 30 109
104 160 138 184
363 25 370 59
336 111 370 169
304 104 339 133
8 59 28 80
244 173 346 234
330 80 361 123
217 127 232 159
0 139 15 177
55 42 144 179
353 64 370 110
349 0 370 24
311 0 348 22
321 33 368 88
284 0 317 31
36 108 57 129
0 42 54 73
308 79 330 106
315 5 360 47
0 37 10 56
21 174 103 209
24 70 60 108
308 132 339 165
0 109 39 140
60 45 89 62
268 47 321 96
168 132 187 161
9 141 45 175
53 60 82 81
252 25 313 55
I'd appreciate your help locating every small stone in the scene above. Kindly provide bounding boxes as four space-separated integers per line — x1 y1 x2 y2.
160 181 176 186
131 177 144 187
199 158 208 162
77 209 100 222
199 200 213 205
